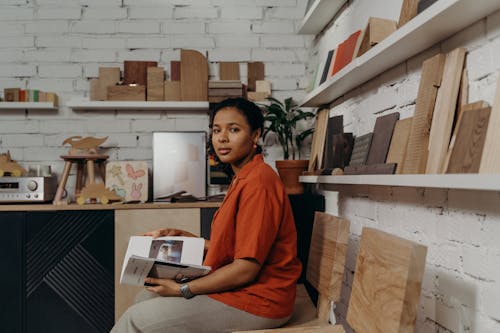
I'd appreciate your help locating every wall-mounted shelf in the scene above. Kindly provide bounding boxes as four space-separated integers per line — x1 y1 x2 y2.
300 174 500 192
298 0 347 35
67 98 209 111
0 102 57 110
301 0 500 107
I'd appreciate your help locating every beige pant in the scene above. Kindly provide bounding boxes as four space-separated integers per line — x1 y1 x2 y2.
111 290 291 333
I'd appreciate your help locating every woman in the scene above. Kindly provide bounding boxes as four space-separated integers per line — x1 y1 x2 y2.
112 98 302 332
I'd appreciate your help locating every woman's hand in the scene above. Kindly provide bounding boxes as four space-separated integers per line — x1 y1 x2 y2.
144 277 182 297
143 228 196 238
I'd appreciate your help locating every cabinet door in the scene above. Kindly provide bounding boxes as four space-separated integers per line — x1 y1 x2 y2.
0 212 25 333
25 210 114 333
114 208 200 320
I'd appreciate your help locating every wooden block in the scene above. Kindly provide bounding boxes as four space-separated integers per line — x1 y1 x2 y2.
180 49 208 101
480 76 500 173
307 212 350 302
89 79 100 101
398 0 419 27
346 228 427 333
401 53 446 174
208 88 243 97
323 115 344 169
208 80 242 89
107 85 145 101
330 30 361 77
4 88 20 102
106 161 148 203
247 62 264 92
98 67 121 101
348 133 373 167
247 91 269 102
219 62 240 80
329 133 354 169
308 108 330 173
255 80 271 94
426 47 466 174
386 117 413 174
124 61 157 86
46 93 58 106
446 105 491 173
170 61 181 81
19 90 26 102
163 81 181 101
366 112 400 165
344 163 396 175
320 49 335 85
357 17 397 57
147 67 165 101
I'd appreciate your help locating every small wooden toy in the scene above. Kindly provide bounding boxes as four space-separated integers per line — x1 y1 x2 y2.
0 151 27 177
63 136 108 155
76 183 123 205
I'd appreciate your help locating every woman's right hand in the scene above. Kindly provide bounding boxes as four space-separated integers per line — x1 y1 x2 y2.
143 228 196 238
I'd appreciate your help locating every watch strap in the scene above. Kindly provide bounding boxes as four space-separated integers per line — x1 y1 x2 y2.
180 284 195 299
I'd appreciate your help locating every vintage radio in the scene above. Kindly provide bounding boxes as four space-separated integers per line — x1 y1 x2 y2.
0 176 58 203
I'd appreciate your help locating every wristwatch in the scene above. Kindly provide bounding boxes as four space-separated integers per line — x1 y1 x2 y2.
179 284 196 299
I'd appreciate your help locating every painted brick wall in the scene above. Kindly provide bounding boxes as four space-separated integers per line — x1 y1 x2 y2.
311 1 500 332
0 0 313 196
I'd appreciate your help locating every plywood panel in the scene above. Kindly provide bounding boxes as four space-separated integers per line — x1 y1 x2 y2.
479 75 500 173
366 112 400 165
398 0 419 27
401 53 445 174
346 228 427 333
107 85 145 101
114 209 200 320
170 60 181 81
308 108 329 173
357 17 397 57
124 61 157 86
306 212 349 303
164 81 181 101
426 48 466 174
247 62 264 92
180 49 208 101
98 67 121 101
219 62 240 80
147 67 164 101
386 117 413 174
446 106 491 173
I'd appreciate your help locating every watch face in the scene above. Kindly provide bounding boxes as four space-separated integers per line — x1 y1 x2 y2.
181 284 195 299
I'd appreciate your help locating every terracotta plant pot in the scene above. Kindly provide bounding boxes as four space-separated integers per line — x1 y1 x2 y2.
275 159 309 195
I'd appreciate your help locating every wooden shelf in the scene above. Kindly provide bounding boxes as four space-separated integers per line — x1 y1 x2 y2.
67 98 209 111
300 174 500 191
0 102 57 110
298 0 347 35
301 0 500 107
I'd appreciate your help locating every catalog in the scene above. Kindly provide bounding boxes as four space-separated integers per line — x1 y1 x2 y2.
120 236 211 286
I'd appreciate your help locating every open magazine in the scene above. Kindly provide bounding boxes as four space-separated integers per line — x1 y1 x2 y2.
120 236 211 286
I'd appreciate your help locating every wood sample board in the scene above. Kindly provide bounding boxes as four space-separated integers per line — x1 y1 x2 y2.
180 49 208 101
366 112 400 165
308 108 330 173
348 132 373 167
479 75 500 173
219 62 240 80
401 53 445 174
247 62 264 92
323 115 344 169
147 67 164 101
346 228 427 333
398 0 419 27
386 117 413 174
426 47 466 174
124 61 157 86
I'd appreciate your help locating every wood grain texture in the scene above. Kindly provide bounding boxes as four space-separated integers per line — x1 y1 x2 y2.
306 212 350 304
98 67 121 101
401 53 446 174
170 61 181 81
107 85 145 101
164 81 181 101
89 79 100 101
147 67 164 101
446 106 491 173
346 228 427 333
366 112 400 165
479 75 500 173
398 0 419 27
348 132 373 167
180 49 208 101
357 17 397 57
123 61 157 86
308 108 329 172
386 117 413 174
344 163 396 175
247 62 265 92
219 62 240 80
323 115 344 169
426 48 466 174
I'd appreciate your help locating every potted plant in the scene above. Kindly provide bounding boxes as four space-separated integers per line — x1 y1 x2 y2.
262 97 315 194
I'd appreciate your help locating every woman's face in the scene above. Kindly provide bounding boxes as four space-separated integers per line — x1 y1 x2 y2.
211 106 260 173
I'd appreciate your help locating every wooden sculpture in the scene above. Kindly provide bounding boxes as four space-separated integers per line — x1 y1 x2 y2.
0 151 27 177
63 136 108 155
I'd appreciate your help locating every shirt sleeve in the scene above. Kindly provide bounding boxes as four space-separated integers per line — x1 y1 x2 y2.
234 185 282 264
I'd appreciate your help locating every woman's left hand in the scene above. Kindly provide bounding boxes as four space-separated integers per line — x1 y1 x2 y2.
145 277 181 297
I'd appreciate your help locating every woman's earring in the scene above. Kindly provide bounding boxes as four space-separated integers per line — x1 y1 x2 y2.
253 143 257 149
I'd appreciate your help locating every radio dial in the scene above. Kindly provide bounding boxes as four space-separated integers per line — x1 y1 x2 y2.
27 180 38 191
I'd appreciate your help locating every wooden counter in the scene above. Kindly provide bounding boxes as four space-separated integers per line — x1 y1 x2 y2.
0 201 221 212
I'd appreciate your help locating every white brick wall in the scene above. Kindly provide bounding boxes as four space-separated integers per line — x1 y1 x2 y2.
311 1 500 332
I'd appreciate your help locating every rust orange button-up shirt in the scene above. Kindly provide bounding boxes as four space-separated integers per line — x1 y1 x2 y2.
204 154 302 319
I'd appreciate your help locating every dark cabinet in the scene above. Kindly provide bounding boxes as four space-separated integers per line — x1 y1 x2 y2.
0 210 114 333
